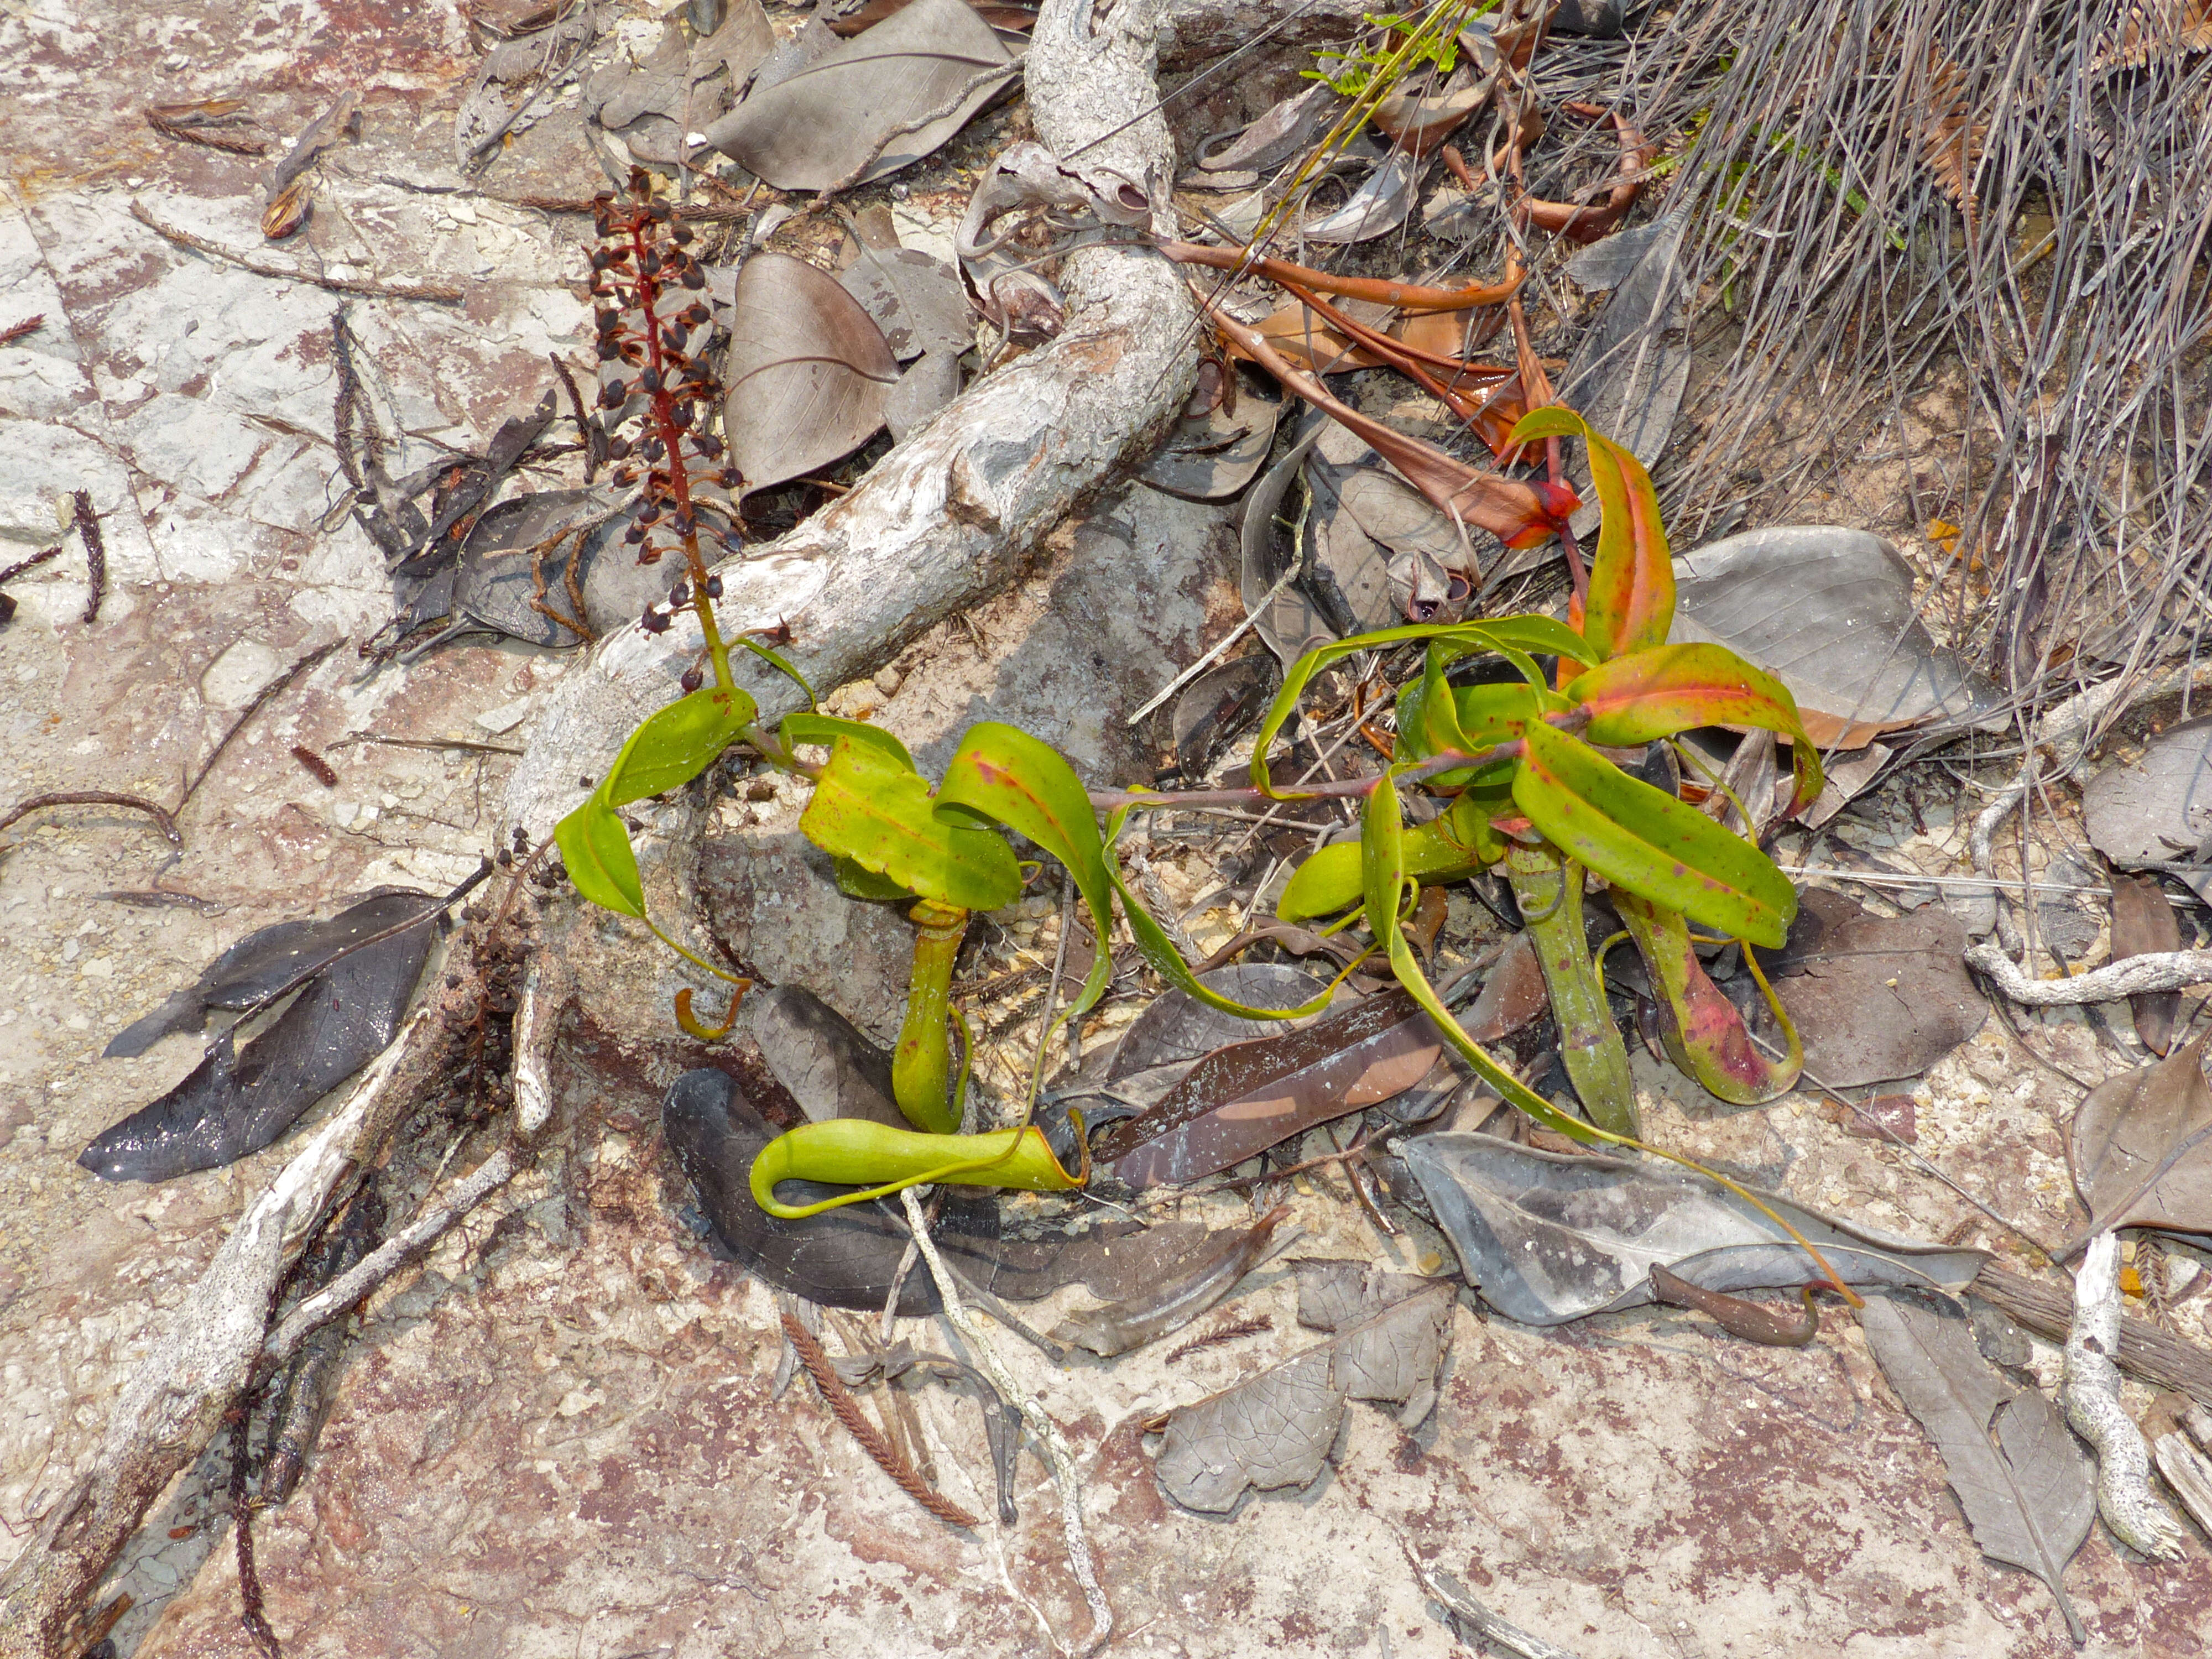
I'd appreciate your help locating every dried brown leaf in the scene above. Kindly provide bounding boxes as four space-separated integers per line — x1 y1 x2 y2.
2111 874 2183 1055
723 251 900 494
2070 1030 2212 1240
1857 1295 2092 1643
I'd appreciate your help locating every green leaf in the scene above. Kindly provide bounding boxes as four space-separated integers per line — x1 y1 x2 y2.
554 796 646 919
1502 839 1636 1136
801 739 1022 911
1613 890 1801 1104
782 711 915 773
1359 771 1604 1144
938 722 1119 1024
1276 790 1503 922
832 857 915 901
1509 407 1672 663
601 685 759 807
1511 720 1798 947
1251 619 1591 798
1563 642 1823 812
937 723 1332 1023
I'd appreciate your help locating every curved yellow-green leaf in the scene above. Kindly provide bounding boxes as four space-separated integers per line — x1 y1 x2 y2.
749 1118 1085 1219
1511 720 1797 948
601 684 758 807
782 711 915 773
1277 791 1502 922
1250 618 1594 798
801 738 1022 912
554 796 646 919
1508 406 1671 664
1562 642 1823 813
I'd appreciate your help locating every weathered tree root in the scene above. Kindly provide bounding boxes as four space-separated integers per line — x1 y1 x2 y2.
0 996 471 1658
2063 1233 2187 1559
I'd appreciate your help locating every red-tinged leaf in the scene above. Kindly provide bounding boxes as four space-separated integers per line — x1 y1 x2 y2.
1510 406 1671 660
1210 301 1578 551
1564 642 1824 812
800 739 1023 912
1512 719 1798 948
1615 890 1801 1104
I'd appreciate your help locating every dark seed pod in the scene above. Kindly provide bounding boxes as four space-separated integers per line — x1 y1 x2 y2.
641 606 670 634
680 665 705 692
669 581 690 605
644 439 666 461
599 379 627 408
595 308 620 335
496 847 513 867
672 225 696 245
639 367 662 393
596 337 620 362
640 252 662 277
512 825 530 850
624 523 647 544
670 403 693 429
638 546 663 564
606 436 632 461
681 265 706 290
684 302 711 326
692 433 723 458
649 200 672 221
705 574 723 599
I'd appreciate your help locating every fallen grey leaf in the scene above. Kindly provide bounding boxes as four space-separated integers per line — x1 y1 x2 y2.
749 983 909 1129
80 894 441 1182
723 251 901 494
2084 717 2212 902
1767 889 1985 1086
1195 83 1329 173
1240 418 1334 667
454 10 597 169
1300 153 1417 243
702 0 1018 191
1671 526 2008 749
1557 205 1692 539
1136 382 1282 502
2068 1029 2212 1240
2110 873 2183 1053
1153 1280 1453 1512
1858 1293 2093 1642
1401 1133 1984 1326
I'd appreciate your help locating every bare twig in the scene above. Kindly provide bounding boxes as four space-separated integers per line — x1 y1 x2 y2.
130 200 466 303
1973 1262 2212 1408
0 790 181 847
778 1310 980 1528
901 1189 1111 1656
1964 942 2212 1006
178 640 342 815
263 1147 521 1365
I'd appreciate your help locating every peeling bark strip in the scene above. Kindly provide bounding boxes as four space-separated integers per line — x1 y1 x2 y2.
504 0 1193 838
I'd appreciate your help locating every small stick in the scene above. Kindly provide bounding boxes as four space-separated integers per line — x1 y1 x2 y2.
778 1310 980 1528
902 1190 1112 1654
0 544 64 587
1973 1262 2212 1408
73 490 105 624
130 200 466 304
0 790 181 846
178 639 342 814
264 1148 519 1364
325 733 525 757
1127 566 1295 726
227 1401 282 1658
147 109 269 156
